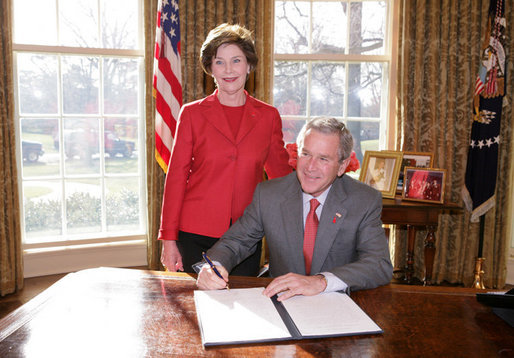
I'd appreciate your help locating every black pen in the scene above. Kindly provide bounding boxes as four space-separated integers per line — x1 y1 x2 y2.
202 252 229 290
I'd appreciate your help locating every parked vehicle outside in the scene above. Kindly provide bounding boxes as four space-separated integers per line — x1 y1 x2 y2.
54 129 135 160
22 140 44 162
104 131 135 158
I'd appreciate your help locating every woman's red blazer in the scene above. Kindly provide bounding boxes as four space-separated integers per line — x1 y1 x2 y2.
158 91 292 241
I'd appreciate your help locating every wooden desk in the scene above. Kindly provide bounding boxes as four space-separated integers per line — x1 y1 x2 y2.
0 267 511 357
382 197 462 285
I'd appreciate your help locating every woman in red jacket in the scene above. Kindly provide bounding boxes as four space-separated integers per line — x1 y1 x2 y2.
158 24 292 275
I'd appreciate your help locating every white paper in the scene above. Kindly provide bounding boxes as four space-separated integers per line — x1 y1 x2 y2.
281 291 381 337
194 287 292 345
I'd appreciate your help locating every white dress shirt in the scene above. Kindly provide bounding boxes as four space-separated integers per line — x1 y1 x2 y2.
302 186 349 293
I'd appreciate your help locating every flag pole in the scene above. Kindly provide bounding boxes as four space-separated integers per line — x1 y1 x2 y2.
477 214 485 258
472 215 486 289
464 0 505 290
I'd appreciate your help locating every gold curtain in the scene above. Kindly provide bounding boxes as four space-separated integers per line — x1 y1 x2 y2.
144 0 163 270
395 0 513 287
145 0 273 270
0 0 23 296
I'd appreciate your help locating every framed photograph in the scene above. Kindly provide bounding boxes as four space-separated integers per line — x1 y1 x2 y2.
402 167 446 204
359 151 403 199
397 152 434 191
402 152 433 168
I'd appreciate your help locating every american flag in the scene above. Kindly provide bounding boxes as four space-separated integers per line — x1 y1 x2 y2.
153 0 182 173
462 0 505 223
474 75 484 97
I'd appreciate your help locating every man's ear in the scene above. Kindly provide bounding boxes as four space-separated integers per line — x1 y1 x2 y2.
337 157 351 177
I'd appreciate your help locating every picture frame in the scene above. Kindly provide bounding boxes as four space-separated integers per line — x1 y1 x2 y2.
359 150 403 199
397 152 434 192
402 167 446 204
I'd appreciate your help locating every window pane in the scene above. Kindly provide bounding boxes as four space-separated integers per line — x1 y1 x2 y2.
105 118 138 172
14 1 145 247
104 58 139 114
347 120 380 164
63 118 100 175
23 180 63 241
21 118 60 177
312 2 347 54
348 62 383 118
273 61 307 116
311 63 345 116
350 1 386 55
282 119 306 144
59 0 99 47
273 0 391 178
17 54 58 114
66 179 102 235
102 0 139 49
62 56 100 114
13 0 57 45
106 177 141 231
274 1 310 54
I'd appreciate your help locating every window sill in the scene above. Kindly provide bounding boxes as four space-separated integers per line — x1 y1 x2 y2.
23 239 147 278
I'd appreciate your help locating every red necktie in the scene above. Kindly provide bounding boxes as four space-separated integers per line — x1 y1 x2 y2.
303 198 320 275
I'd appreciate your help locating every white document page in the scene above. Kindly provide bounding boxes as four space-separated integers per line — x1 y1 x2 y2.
281 291 382 337
194 287 292 344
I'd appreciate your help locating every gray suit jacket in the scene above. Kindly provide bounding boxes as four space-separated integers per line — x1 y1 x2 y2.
207 172 393 291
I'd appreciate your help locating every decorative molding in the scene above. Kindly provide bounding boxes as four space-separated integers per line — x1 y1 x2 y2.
23 240 147 278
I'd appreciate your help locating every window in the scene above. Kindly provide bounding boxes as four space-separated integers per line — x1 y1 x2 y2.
273 0 396 167
13 0 146 258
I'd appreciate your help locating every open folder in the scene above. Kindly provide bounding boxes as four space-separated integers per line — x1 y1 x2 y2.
194 287 382 346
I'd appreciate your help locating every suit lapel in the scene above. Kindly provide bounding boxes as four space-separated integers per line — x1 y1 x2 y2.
235 95 259 144
279 176 306 274
199 90 259 145
310 177 348 274
199 91 236 143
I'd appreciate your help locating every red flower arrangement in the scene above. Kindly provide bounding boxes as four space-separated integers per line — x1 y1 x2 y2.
285 143 360 173
345 151 361 172
285 143 299 169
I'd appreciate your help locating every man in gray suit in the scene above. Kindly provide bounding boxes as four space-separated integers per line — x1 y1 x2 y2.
197 117 392 301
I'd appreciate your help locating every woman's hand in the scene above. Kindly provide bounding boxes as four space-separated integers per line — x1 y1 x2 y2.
160 240 184 272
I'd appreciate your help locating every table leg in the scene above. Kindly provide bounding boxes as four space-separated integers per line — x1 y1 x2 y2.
423 225 437 286
404 225 416 284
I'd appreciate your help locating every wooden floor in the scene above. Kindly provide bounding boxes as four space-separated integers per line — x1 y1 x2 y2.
0 273 67 320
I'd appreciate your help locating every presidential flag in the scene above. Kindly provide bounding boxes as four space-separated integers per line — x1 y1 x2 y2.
462 0 506 222
153 0 182 173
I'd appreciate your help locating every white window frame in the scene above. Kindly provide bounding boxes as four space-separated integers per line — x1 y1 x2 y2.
272 0 399 151
12 1 148 277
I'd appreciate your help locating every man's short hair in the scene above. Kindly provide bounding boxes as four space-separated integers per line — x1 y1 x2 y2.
297 117 354 162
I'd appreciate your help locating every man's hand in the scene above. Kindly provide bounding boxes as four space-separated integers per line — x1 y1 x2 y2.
196 264 230 290
262 273 327 301
160 240 184 272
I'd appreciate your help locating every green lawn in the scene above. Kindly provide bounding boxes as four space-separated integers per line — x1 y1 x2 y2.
23 185 53 198
22 132 140 199
361 140 379 153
